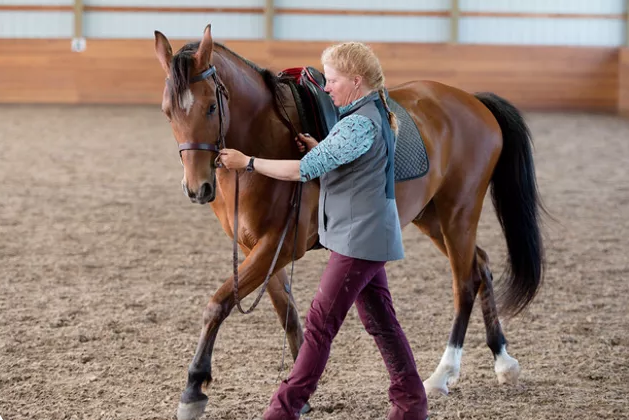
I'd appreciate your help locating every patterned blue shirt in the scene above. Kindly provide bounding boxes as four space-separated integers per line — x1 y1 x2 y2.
299 102 377 182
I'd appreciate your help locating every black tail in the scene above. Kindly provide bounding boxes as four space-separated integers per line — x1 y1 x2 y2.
475 92 545 318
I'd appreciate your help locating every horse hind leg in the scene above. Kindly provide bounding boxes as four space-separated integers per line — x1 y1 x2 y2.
414 201 482 395
266 268 304 362
266 269 313 414
476 246 520 385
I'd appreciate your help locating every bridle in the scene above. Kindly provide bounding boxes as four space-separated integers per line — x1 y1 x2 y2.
174 65 303 330
176 65 228 169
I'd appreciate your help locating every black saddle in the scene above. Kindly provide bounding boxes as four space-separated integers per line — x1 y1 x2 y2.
279 66 339 141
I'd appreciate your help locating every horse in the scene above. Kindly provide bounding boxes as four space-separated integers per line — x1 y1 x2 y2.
153 24 545 420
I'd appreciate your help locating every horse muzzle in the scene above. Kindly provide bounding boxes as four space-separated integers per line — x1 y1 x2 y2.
182 179 216 204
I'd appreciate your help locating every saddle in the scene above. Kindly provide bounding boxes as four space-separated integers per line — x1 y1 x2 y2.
278 66 339 141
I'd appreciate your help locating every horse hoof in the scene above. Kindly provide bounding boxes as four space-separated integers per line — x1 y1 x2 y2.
301 402 312 414
496 362 520 385
447 373 460 387
177 397 208 420
495 354 520 385
423 377 449 396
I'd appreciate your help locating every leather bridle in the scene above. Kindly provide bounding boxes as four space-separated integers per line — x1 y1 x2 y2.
176 66 228 168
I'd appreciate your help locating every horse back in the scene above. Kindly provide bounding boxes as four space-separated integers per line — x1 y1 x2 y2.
390 80 500 141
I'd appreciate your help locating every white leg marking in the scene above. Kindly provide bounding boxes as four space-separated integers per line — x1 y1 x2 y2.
495 344 520 385
423 345 462 395
180 89 195 115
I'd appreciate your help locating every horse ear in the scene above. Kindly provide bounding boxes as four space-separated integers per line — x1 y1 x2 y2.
154 30 173 75
195 24 213 68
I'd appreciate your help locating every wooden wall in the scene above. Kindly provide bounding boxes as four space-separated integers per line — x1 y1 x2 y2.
0 39 621 112
619 48 629 116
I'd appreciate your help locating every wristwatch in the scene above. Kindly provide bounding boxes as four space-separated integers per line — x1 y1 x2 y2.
246 156 255 172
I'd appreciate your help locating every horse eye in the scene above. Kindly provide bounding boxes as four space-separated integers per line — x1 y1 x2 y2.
207 104 217 115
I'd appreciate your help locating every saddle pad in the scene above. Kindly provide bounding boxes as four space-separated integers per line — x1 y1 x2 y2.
388 98 430 182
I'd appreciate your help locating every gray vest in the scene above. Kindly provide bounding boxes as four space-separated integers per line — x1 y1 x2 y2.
318 95 405 262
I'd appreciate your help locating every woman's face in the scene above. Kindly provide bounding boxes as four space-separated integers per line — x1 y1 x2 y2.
323 64 361 107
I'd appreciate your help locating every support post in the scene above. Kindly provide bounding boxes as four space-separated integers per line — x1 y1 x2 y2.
625 0 629 46
450 0 459 44
265 0 274 40
72 0 85 52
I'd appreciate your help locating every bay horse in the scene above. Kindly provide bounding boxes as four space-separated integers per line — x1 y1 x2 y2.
154 24 545 420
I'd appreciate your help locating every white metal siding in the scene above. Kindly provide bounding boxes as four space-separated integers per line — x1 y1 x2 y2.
460 17 625 46
0 11 73 38
0 0 72 5
83 0 264 7
274 0 450 12
460 0 626 15
275 15 450 42
0 0 627 46
84 12 264 39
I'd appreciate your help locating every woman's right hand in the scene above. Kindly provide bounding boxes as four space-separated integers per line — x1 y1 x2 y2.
295 133 318 153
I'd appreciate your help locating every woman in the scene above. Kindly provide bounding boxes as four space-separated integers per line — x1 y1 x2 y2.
220 42 428 420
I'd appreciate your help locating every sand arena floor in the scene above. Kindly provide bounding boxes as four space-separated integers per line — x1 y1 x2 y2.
1 105 628 419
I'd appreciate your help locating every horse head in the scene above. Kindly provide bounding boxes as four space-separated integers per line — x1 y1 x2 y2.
154 24 231 204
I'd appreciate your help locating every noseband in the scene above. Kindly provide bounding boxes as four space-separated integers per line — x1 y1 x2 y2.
177 66 228 164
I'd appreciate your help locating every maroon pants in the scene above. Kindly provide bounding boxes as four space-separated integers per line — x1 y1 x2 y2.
264 252 427 420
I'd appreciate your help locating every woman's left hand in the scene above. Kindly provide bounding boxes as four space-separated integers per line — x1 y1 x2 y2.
219 149 249 170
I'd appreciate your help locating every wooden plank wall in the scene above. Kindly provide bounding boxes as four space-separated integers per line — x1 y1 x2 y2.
619 48 629 116
0 39 620 112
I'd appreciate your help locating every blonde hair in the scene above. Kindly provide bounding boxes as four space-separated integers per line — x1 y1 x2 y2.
321 42 398 134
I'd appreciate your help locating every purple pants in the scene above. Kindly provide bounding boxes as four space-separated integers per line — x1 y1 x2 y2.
264 252 427 420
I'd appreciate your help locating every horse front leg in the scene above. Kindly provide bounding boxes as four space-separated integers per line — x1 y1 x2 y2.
176 240 287 420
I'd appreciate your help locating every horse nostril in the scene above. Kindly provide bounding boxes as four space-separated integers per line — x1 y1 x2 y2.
198 182 213 199
182 182 195 199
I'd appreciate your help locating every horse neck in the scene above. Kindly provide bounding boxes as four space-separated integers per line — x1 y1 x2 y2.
214 50 295 157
